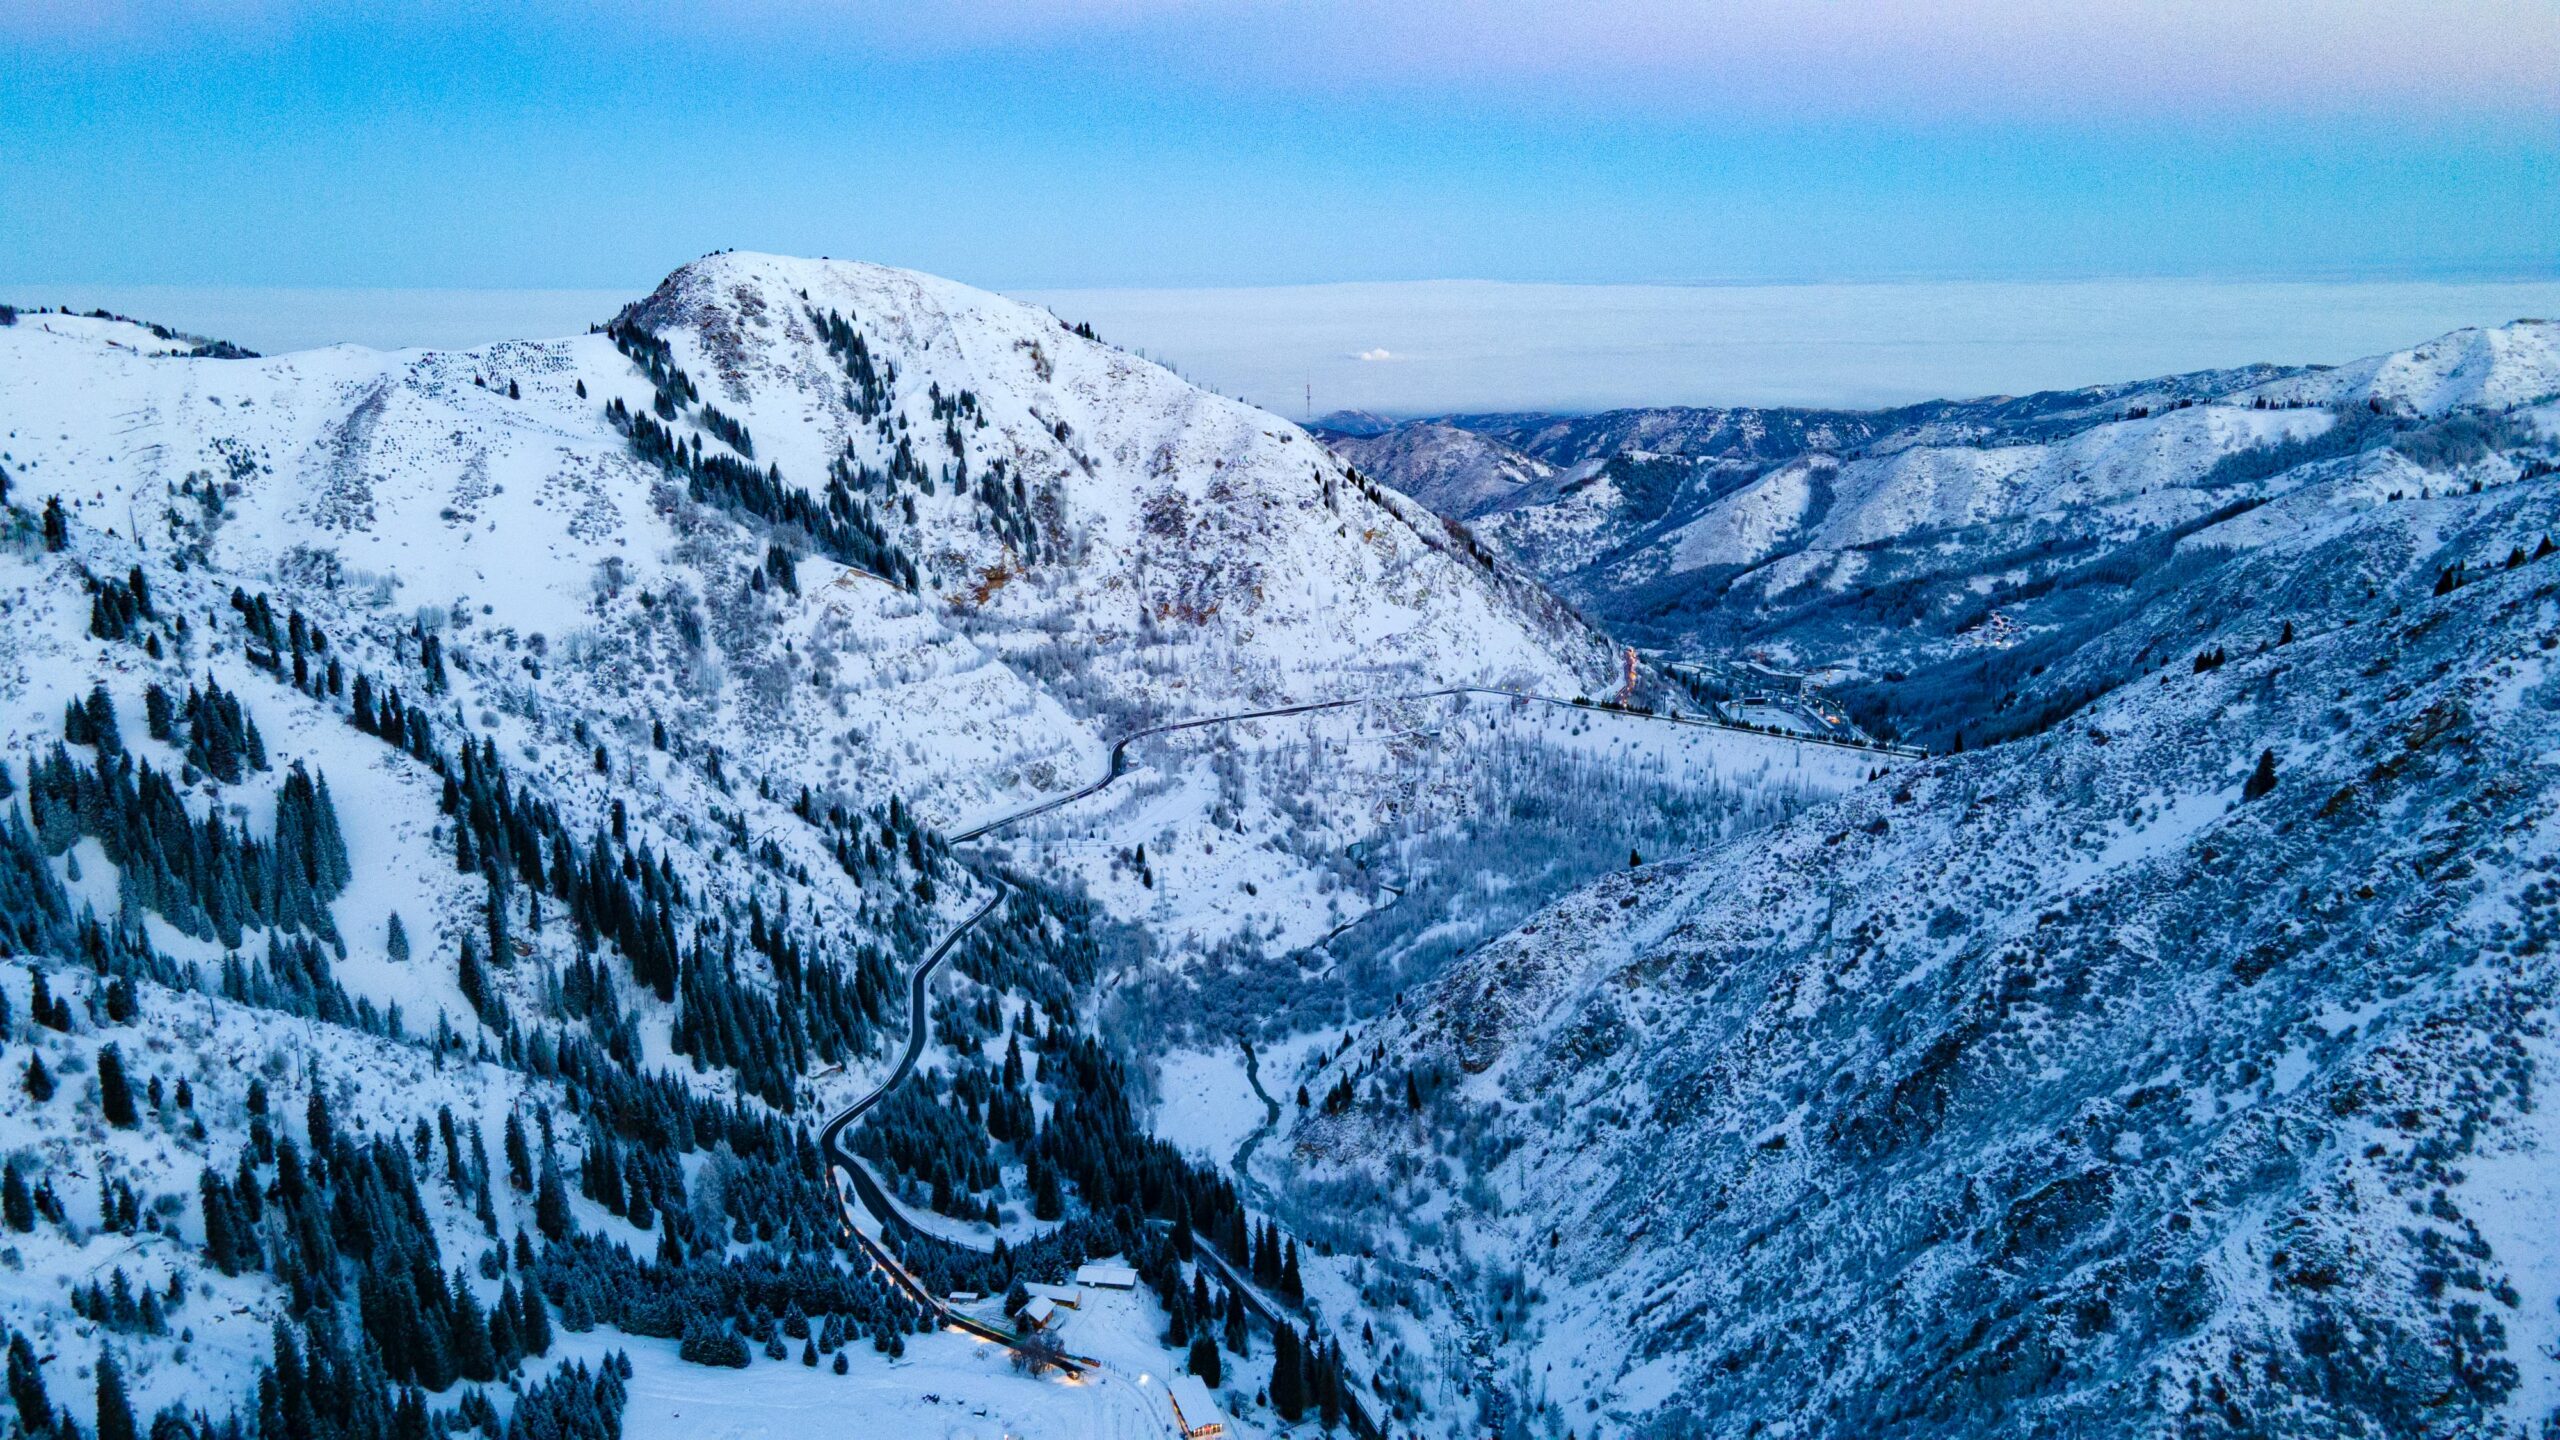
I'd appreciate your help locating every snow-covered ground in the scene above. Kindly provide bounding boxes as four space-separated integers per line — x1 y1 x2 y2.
981 692 1880 961
0 961 575 1425
570 1327 1178 1440
1149 1043 1269 1169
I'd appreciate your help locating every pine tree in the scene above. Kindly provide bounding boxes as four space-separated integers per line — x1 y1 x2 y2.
198 1170 241 1274
387 911 410 963
451 1283 497 1382
95 1346 136 1440
1188 1333 1221 1388
0 1164 27 1232
1316 1337 1343 1431
85 685 119 754
42 497 67 551
2243 748 2279 803
98 1045 137 1127
520 1284 554 1357
504 1113 532 1192
7 1332 49 1432
1270 1323 1305 1421
458 936 488 1017
534 1142 572 1241
490 1282 522 1373
304 1072 333 1155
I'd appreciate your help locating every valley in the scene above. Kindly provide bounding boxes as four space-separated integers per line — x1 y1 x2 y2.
0 261 2553 1440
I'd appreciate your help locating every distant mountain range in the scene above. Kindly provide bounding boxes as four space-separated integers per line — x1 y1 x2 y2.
1320 321 2560 750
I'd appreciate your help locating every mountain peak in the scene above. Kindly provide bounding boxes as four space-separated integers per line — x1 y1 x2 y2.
2242 316 2560 415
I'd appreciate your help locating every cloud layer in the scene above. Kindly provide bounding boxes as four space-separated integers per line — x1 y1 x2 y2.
1021 276 2560 414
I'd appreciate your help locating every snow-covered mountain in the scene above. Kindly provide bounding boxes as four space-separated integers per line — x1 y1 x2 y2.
1258 351 2560 1438
5 254 1616 825
7 261 2557 1440
1319 421 1556 520
1329 324 2560 756
0 255 1848 1440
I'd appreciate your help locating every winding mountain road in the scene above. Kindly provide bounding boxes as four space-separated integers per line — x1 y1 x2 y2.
949 685 1919 846
832 683 1901 1192
815 891 1001 1235
816 684 1912 1432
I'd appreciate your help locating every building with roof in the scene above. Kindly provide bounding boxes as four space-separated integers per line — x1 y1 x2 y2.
1164 1375 1226 1439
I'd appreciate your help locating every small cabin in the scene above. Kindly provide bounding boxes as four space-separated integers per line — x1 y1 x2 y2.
1165 1375 1226 1439
1017 1296 1058 1331
1074 1262 1138 1290
1025 1282 1083 1310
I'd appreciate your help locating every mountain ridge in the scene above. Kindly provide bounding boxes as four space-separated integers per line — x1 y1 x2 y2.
1325 321 2560 752
1266 422 2560 1435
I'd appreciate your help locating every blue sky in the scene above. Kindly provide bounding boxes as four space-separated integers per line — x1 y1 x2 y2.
4 1 2554 291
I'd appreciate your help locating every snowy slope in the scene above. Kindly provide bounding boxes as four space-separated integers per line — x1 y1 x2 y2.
1323 422 1556 519
0 260 1721 1440
2241 320 2560 416
613 254 1615 721
1333 321 2560 757
0 256 1643 978
11 273 2555 1440
0 962 570 1428
2 258 1616 837
1259 435 2560 1439
1333 323 2552 678
1625 402 2329 582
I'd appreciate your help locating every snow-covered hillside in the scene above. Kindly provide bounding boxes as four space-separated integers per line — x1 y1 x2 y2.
0 254 1676 978
0 258 1846 1440
2242 322 2560 416
2 256 1616 831
1261 405 2560 1438
1334 322 2560 754
1321 422 1556 520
